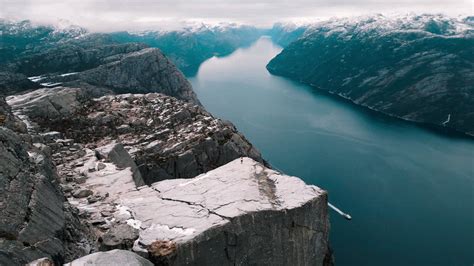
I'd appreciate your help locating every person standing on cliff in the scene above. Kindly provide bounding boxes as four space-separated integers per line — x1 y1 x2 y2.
241 157 243 164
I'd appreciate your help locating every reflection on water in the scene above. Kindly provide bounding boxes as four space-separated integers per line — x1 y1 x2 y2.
189 37 474 266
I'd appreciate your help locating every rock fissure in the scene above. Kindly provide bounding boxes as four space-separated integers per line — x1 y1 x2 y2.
159 196 232 221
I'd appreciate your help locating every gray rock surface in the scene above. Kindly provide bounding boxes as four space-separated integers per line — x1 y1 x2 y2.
6 87 86 122
64 249 153 266
0 98 93 265
0 97 27 133
75 48 200 104
8 90 264 183
95 142 145 187
99 224 139 251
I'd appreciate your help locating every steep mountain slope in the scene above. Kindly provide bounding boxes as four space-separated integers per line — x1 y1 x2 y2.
72 48 200 103
109 24 264 76
0 97 93 265
268 22 309 47
267 14 474 135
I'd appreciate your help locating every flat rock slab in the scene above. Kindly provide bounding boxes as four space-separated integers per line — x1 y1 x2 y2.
68 154 330 265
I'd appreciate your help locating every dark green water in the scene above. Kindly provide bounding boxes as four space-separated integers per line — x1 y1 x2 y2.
189 37 474 266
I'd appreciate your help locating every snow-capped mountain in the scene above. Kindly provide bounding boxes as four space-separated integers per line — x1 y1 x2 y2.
0 19 87 38
267 14 474 135
304 13 473 39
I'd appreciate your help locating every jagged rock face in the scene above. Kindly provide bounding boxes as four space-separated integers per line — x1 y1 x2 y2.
0 98 92 265
0 97 27 133
267 14 474 136
8 89 263 183
76 48 200 104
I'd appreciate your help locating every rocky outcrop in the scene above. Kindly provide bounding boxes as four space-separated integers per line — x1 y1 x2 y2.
59 147 330 265
65 250 153 266
75 48 199 104
267 14 474 136
0 97 27 133
0 71 40 96
20 46 200 105
0 98 93 265
8 89 263 183
7 87 331 265
139 158 330 265
13 42 148 77
5 87 89 123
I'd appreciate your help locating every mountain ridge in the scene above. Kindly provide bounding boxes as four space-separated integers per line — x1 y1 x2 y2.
267 14 474 136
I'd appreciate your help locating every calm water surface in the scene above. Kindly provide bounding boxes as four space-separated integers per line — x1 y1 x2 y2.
189 37 474 266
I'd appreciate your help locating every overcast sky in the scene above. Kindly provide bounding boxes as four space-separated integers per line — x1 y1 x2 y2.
1 0 472 31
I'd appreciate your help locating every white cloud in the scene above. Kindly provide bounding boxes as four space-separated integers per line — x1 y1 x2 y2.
0 0 472 31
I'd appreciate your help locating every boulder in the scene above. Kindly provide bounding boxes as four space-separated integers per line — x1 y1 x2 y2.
99 224 139 251
95 142 145 186
26 257 54 266
64 250 153 266
73 189 93 198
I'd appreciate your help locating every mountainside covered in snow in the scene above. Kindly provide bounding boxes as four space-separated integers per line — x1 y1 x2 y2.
0 19 87 63
267 14 474 135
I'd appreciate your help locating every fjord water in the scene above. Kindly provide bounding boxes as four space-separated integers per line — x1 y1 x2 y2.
189 37 474 265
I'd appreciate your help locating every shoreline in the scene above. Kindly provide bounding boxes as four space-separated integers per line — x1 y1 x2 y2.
267 70 474 141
